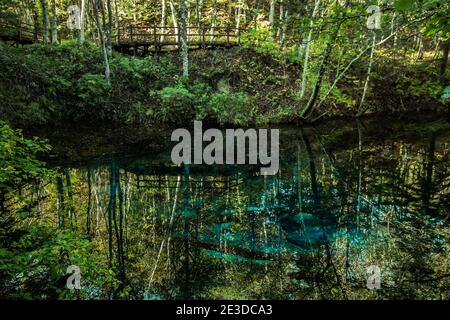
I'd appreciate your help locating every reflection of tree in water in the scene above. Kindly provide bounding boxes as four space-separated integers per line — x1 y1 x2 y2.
9 121 449 299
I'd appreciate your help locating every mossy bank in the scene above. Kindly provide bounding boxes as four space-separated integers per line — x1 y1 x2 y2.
0 41 448 128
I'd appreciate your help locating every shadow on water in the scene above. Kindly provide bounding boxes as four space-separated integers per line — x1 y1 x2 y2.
21 117 450 299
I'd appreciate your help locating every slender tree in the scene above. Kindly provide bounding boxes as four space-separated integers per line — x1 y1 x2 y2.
299 0 321 99
32 0 39 41
180 0 189 77
93 0 111 84
268 0 276 35
114 0 119 44
39 0 49 44
50 0 57 43
358 33 377 114
210 0 217 41
300 1 349 118
161 0 167 41
439 41 449 85
106 0 113 56
235 0 242 35
169 0 179 43
79 0 86 43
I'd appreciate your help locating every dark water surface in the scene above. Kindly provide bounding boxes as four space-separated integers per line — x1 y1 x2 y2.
26 117 450 299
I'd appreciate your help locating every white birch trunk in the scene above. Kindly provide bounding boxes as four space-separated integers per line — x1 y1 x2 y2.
161 0 166 42
269 0 275 35
357 34 376 114
80 0 86 43
94 0 111 85
50 0 58 44
180 0 189 77
210 0 217 41
299 0 320 99
169 0 179 43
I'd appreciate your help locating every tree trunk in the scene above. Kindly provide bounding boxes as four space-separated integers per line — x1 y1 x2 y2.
439 41 449 85
56 175 65 228
169 0 179 43
302 130 321 215
182 163 191 298
86 168 92 239
132 0 137 21
187 0 191 26
161 0 166 41
235 0 242 35
80 0 86 43
356 120 363 227
180 0 189 77
50 0 57 44
277 0 283 37
210 0 218 41
269 0 276 35
390 12 397 56
195 0 203 29
279 8 288 49
299 0 321 99
114 0 119 44
115 162 126 284
357 33 376 115
253 0 260 29
421 132 436 216
106 0 113 56
166 175 181 268
40 0 50 44
94 0 111 84
32 0 39 42
300 1 347 118
107 160 116 275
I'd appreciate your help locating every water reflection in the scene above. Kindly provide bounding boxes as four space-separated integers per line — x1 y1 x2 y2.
30 119 450 299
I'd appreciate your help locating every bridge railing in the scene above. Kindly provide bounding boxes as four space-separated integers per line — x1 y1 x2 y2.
0 15 41 43
118 25 244 45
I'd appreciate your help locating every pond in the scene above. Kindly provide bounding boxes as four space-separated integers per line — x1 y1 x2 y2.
24 116 450 299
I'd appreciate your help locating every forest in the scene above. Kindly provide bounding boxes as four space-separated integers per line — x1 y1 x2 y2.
0 0 449 300
0 0 449 125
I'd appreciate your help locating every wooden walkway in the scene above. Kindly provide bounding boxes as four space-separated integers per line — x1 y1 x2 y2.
0 16 41 45
0 15 244 54
115 24 245 54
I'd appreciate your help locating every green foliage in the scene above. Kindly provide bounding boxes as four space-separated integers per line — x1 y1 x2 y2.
0 122 118 300
146 79 256 125
394 0 415 11
329 86 355 107
208 91 254 126
241 28 283 58
0 225 115 299
409 79 443 99
76 73 110 104
150 83 195 122
189 82 214 121
421 0 450 40
111 55 168 88
0 121 50 193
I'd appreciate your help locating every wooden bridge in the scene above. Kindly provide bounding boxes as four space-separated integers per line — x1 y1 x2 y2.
115 25 245 54
0 16 41 45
